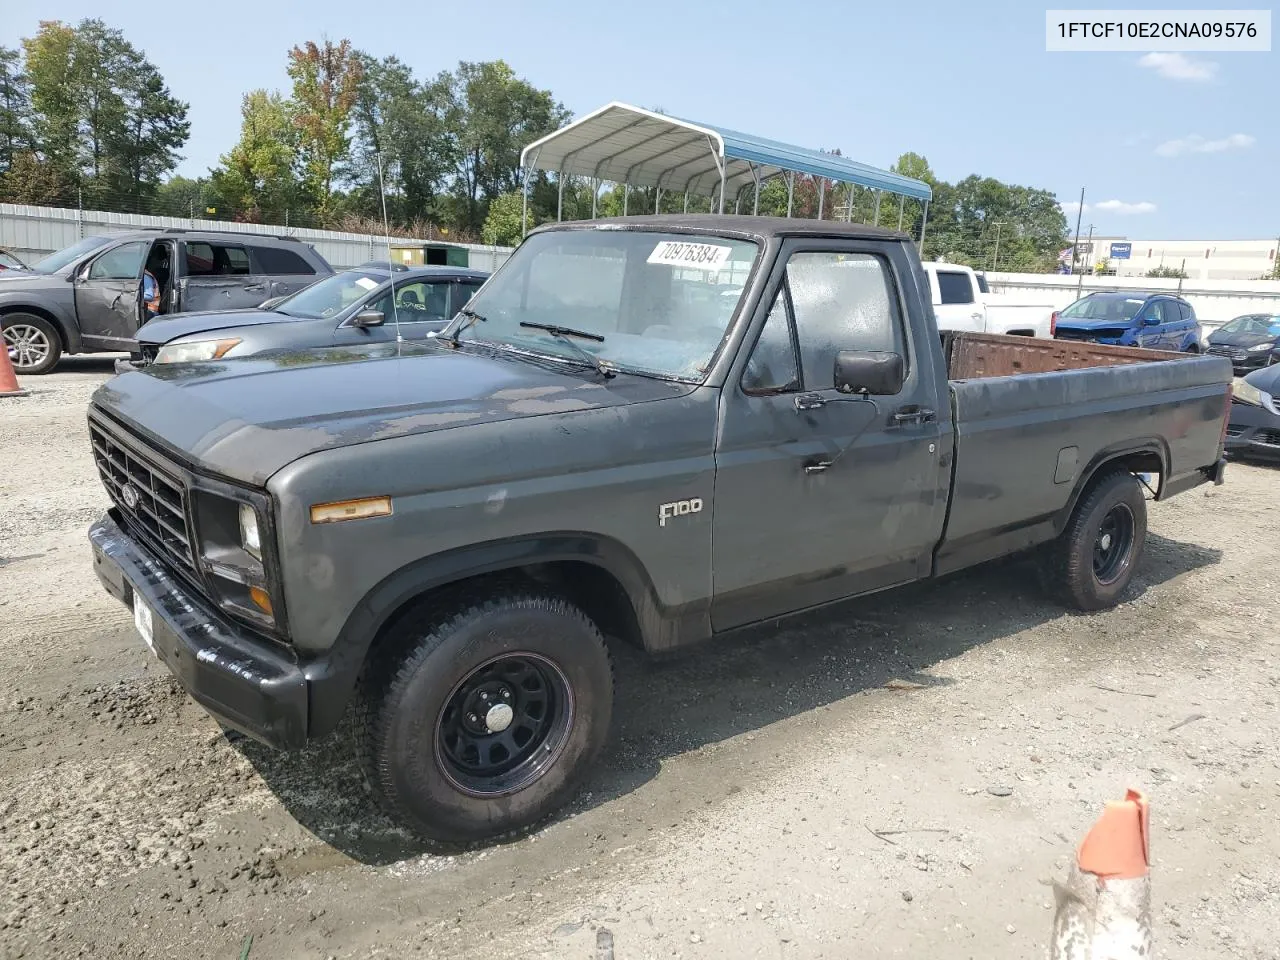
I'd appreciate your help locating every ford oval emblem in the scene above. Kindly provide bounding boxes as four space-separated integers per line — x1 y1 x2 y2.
120 483 140 510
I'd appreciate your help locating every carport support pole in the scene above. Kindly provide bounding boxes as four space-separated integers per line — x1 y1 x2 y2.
717 166 726 214
591 178 598 219
751 163 760 216
556 172 565 222
919 200 930 252
874 190 881 226
817 180 825 220
655 186 662 213
623 184 630 216
520 165 529 237
786 172 794 217
683 192 689 213
898 195 905 231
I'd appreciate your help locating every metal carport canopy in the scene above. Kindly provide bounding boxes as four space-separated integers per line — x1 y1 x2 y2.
519 101 932 208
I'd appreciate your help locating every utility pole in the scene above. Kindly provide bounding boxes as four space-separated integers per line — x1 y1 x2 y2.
990 221 1008 272
1071 187 1085 294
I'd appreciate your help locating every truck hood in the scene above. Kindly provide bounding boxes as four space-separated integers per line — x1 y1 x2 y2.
136 309 296 345
91 341 694 486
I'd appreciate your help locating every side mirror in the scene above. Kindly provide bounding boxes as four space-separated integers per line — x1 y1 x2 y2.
352 309 385 328
833 350 905 396
1142 313 1161 325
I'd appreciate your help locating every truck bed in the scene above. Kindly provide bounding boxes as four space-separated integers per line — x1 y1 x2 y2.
933 332 1232 576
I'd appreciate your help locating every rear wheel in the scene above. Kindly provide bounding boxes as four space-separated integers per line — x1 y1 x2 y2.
356 592 614 842
2 314 62 374
1048 470 1148 611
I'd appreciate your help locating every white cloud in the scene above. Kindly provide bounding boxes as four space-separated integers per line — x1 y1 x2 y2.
1137 52 1218 82
1059 201 1086 217
1155 133 1255 157
1093 199 1157 215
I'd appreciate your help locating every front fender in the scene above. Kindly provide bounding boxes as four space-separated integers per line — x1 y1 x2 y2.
0 292 81 353
301 532 705 739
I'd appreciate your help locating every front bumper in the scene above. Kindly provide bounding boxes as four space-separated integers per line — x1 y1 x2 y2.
89 510 308 749
1225 402 1280 460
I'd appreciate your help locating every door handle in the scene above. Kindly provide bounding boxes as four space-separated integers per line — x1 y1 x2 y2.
793 392 826 412
893 406 936 425
244 283 267 292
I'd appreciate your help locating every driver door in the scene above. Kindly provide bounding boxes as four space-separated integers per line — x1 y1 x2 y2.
75 240 148 348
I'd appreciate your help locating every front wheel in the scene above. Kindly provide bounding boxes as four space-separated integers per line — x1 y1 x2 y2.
357 592 614 842
2 314 62 375
1049 471 1148 611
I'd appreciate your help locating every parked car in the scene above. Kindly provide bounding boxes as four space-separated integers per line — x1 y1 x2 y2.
86 215 1231 842
1053 291 1202 352
1205 313 1280 374
1225 366 1280 461
0 248 29 272
923 262 1055 337
0 229 334 374
126 263 489 369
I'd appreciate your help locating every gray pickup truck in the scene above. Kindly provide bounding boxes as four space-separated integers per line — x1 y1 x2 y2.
86 216 1232 842
0 228 332 373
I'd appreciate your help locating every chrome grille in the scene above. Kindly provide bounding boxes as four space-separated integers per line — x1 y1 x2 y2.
1258 429 1280 447
89 418 195 574
1208 344 1247 361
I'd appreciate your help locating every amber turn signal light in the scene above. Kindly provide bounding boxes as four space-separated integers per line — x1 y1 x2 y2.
309 495 393 524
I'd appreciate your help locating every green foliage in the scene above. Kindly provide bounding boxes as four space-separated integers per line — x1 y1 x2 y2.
286 39 363 222
1145 264 1188 278
482 191 527 246
19 20 188 206
0 46 31 173
209 90 298 223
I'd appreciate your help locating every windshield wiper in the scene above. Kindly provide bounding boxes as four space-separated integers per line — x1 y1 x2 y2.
441 306 487 346
518 322 616 379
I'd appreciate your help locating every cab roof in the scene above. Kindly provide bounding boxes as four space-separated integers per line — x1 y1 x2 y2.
533 214 910 243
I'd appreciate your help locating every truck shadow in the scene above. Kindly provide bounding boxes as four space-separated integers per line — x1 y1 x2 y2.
235 530 1219 866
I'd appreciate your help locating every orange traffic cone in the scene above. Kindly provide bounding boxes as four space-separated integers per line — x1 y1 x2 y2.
0 338 28 397
1051 789 1151 959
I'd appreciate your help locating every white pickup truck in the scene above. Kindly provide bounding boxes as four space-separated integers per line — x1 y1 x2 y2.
924 262 1056 337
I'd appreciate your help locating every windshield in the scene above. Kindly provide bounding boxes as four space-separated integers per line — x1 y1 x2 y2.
31 236 112 274
275 270 385 318
1218 314 1280 336
456 230 759 380
1060 295 1145 322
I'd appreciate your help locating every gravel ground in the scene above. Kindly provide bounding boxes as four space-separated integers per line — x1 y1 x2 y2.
1 360 1277 960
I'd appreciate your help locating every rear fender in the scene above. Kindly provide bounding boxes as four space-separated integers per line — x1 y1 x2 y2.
1055 440 1169 534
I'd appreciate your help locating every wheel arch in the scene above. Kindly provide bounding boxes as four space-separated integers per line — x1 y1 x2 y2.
1054 440 1166 536
303 532 688 739
0 303 80 354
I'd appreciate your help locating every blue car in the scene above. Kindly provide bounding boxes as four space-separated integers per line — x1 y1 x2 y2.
1053 292 1202 353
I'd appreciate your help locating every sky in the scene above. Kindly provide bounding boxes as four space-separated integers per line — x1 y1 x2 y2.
3 0 1274 240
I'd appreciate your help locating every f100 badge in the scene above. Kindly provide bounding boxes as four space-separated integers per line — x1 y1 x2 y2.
658 498 703 527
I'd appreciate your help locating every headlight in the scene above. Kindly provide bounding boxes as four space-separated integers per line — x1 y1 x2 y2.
153 338 241 364
1248 341 1276 352
1232 378 1265 406
238 503 262 560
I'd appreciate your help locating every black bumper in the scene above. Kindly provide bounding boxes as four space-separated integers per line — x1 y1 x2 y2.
1225 403 1280 460
89 511 308 749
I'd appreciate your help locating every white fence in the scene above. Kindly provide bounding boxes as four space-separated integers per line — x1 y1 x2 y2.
986 271 1280 331
0 202 514 273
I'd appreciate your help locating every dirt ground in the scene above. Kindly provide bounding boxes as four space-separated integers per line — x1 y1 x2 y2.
1 359 1277 960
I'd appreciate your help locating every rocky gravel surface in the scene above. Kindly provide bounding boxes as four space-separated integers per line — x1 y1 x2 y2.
1 359 1276 959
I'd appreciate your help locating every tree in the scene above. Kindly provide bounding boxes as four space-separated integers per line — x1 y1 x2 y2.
287 39 363 223
482 191 528 246
442 60 570 233
22 19 188 205
347 54 453 226
209 90 297 222
0 149 70 204
154 175 208 217
1145 265 1187 279
0 46 31 174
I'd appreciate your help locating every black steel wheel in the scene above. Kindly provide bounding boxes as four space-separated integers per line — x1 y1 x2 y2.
436 653 574 797
1050 470 1148 611
1092 503 1136 585
356 592 613 843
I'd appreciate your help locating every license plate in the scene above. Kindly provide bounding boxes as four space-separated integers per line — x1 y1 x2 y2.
133 596 156 656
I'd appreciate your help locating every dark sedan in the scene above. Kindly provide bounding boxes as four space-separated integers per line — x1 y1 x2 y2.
1225 365 1280 461
126 263 488 368
1206 313 1280 374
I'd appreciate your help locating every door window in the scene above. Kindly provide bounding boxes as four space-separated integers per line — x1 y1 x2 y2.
935 270 974 305
87 241 147 281
252 245 316 276
742 292 801 394
368 281 452 322
186 242 252 276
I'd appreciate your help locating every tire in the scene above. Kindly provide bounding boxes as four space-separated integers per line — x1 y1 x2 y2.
2 313 62 375
357 592 614 842
1049 470 1148 612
